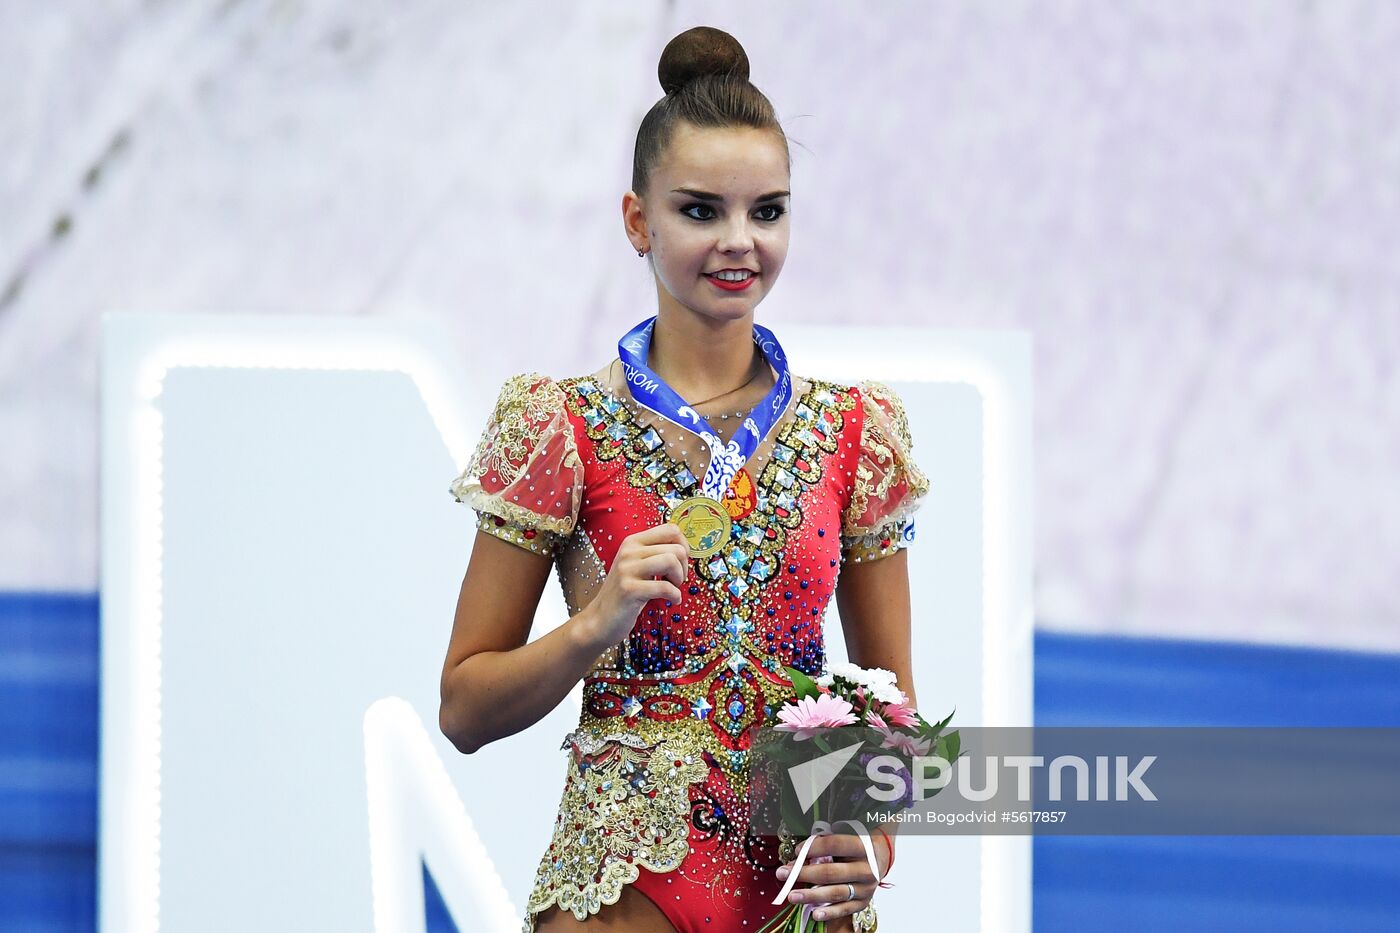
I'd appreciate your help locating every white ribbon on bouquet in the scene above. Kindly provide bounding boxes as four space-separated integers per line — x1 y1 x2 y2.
771 819 882 931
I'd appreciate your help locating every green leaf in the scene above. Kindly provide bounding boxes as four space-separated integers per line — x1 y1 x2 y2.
754 901 803 932
785 665 822 701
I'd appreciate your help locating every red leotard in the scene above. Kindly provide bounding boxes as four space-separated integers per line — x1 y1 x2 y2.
449 359 928 933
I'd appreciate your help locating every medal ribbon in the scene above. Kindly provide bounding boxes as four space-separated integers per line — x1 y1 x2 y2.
617 315 793 499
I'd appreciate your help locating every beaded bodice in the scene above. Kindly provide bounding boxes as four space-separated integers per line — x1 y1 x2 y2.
556 369 857 797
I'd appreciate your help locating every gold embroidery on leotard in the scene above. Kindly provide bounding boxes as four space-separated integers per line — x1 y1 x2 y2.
841 380 931 562
522 734 708 927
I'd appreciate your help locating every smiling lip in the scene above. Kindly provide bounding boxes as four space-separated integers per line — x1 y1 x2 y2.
705 271 757 291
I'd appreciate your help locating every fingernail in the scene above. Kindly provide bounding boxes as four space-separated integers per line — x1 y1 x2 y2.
813 910 826 920
775 866 789 879
790 892 803 902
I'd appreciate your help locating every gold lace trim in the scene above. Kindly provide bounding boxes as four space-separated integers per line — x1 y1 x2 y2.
474 511 562 558
841 517 912 563
473 372 569 488
448 371 583 537
521 733 708 929
843 379 931 538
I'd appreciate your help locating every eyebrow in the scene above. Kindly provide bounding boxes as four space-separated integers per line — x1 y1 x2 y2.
671 187 791 202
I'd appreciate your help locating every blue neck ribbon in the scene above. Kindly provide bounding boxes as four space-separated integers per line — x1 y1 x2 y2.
617 315 793 500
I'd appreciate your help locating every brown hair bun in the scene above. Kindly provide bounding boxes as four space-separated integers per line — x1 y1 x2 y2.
658 26 750 95
631 26 786 198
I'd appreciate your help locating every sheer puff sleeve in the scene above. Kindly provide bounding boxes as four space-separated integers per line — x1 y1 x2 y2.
448 372 584 559
840 379 932 563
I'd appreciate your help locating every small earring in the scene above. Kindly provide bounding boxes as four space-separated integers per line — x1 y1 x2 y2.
637 247 647 257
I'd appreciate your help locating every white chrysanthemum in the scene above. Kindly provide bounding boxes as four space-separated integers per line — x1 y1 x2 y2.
864 667 898 687
814 672 835 688
825 661 867 685
824 661 902 696
869 682 907 705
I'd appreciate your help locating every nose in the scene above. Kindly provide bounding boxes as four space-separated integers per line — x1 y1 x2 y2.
717 215 756 254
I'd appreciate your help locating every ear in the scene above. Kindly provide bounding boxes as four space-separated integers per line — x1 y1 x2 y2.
622 190 649 251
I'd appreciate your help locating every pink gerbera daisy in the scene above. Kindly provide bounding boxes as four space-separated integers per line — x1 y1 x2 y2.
774 693 859 741
870 718 933 757
881 699 920 729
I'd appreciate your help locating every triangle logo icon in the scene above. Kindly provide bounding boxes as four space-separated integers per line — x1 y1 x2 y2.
788 740 865 812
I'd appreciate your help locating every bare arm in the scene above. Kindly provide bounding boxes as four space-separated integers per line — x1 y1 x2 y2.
439 531 606 753
439 523 690 754
829 547 919 875
833 548 919 711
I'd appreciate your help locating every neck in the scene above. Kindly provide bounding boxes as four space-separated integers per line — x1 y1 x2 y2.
646 310 772 404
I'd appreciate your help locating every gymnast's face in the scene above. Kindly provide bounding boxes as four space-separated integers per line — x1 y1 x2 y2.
626 122 791 326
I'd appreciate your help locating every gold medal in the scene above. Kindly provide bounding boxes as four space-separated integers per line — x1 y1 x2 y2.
667 495 732 558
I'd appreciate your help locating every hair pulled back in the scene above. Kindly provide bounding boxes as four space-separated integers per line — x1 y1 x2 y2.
631 26 790 198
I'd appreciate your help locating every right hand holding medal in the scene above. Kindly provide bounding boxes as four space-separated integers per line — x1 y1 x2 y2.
585 523 690 644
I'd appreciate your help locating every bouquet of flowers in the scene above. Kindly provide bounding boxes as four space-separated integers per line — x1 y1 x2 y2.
754 662 959 933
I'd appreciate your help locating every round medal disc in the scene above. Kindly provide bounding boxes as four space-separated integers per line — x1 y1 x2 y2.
667 495 732 558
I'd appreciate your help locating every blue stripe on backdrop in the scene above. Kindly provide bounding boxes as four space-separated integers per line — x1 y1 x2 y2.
1033 631 1400 933
4 594 1399 932
0 592 98 932
1034 630 1400 728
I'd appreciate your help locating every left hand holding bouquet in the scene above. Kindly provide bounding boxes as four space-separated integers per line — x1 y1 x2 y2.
772 826 891 928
